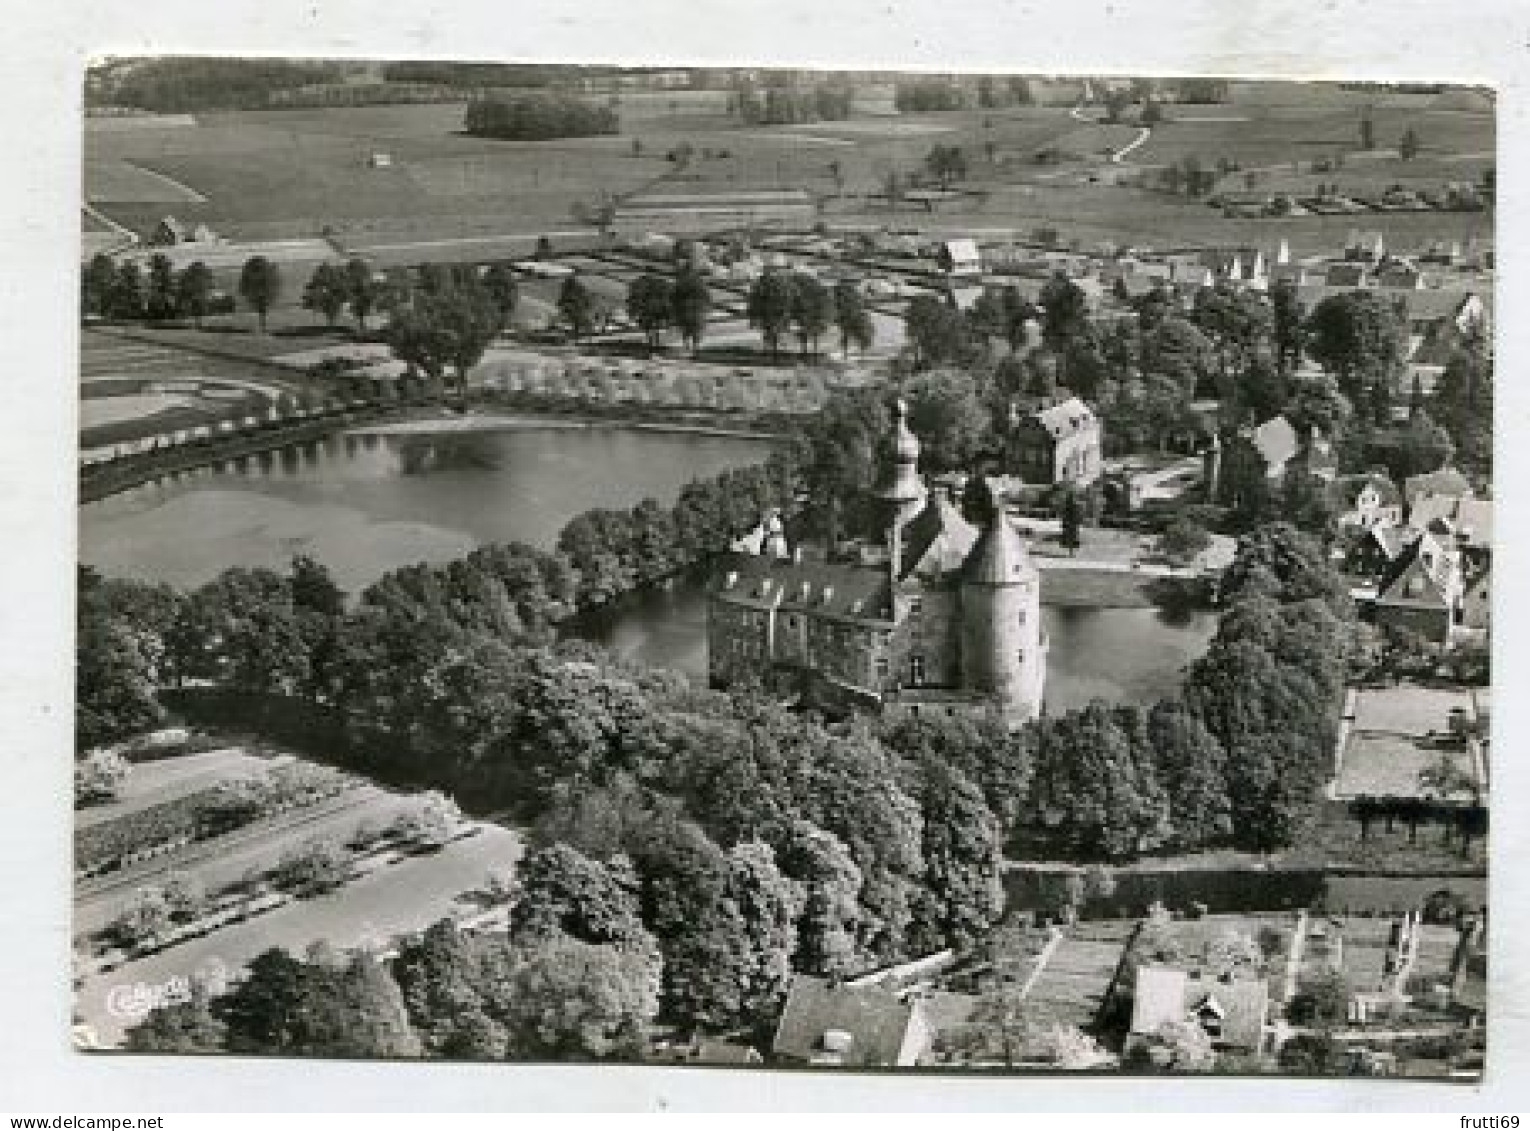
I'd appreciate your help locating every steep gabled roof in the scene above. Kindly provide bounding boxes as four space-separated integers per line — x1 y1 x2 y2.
713 552 894 622
1404 467 1473 507
899 493 980 581
1031 397 1098 440
1130 965 1268 1051
772 975 920 1066
1377 530 1459 608
1332 472 1402 511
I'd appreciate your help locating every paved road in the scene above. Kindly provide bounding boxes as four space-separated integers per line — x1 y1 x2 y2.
75 822 524 1047
75 786 414 937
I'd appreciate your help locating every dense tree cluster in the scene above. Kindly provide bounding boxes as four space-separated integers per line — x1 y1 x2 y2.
81 254 222 326
731 78 854 124
91 491 1357 1050
88 59 346 112
464 94 619 141
745 271 858 360
894 80 970 112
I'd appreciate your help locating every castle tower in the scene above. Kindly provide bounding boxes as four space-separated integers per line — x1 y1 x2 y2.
960 501 1045 722
877 398 928 574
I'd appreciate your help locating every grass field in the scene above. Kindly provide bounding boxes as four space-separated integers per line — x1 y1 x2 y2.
83 87 1494 261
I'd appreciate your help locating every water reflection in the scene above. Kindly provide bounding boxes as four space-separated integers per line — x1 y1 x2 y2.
80 424 1214 707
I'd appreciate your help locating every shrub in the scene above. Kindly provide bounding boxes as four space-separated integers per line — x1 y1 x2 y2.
75 748 131 807
273 837 351 896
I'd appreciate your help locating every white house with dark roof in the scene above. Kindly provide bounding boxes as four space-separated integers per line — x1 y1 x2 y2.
936 237 983 278
1346 228 1387 263
1007 396 1103 487
1332 472 1404 532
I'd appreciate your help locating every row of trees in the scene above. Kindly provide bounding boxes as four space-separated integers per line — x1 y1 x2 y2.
301 258 386 332
82 253 283 331
555 457 797 606
745 271 873 359
622 270 708 350
89 58 346 113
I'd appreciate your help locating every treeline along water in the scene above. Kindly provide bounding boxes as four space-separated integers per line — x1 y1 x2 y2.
81 424 1214 708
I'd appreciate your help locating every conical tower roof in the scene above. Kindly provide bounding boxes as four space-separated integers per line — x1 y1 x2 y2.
963 503 1034 586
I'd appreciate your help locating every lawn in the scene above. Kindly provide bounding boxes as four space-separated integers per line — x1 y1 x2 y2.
75 747 276 831
1038 567 1159 608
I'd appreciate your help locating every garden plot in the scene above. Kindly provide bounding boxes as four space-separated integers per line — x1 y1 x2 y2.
1022 934 1127 1030
75 747 277 831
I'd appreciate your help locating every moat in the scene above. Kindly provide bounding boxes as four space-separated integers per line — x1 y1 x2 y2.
80 425 1216 711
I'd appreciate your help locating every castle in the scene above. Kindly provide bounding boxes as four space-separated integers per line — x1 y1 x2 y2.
707 401 1046 724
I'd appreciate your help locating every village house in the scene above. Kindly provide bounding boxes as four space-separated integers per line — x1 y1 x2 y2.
1332 472 1404 532
1204 247 1268 290
149 215 219 247
1129 966 1270 1055
1342 523 1409 589
771 975 935 1068
1397 289 1488 340
936 237 983 278
1372 528 1465 644
1345 228 1387 263
1005 396 1104 488
1403 466 1475 519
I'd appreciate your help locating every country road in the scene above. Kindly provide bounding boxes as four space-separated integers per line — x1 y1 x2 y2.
74 785 412 936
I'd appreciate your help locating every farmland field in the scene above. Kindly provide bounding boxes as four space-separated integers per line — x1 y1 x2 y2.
83 84 1495 261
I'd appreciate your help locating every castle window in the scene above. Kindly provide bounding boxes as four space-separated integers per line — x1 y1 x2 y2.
876 657 890 682
909 655 926 686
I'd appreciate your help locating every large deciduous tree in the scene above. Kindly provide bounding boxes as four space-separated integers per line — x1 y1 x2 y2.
625 273 672 349
670 266 711 355
746 271 796 358
1305 291 1406 426
237 255 282 333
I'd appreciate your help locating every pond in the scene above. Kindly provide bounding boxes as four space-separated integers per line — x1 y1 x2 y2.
80 423 1214 709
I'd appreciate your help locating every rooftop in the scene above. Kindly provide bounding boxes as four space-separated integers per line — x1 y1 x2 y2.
772 975 921 1067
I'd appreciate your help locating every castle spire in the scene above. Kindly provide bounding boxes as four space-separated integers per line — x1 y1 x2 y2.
878 398 927 578
879 398 924 505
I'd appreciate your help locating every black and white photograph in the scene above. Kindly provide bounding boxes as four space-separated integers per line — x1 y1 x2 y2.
67 54 1496 1084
